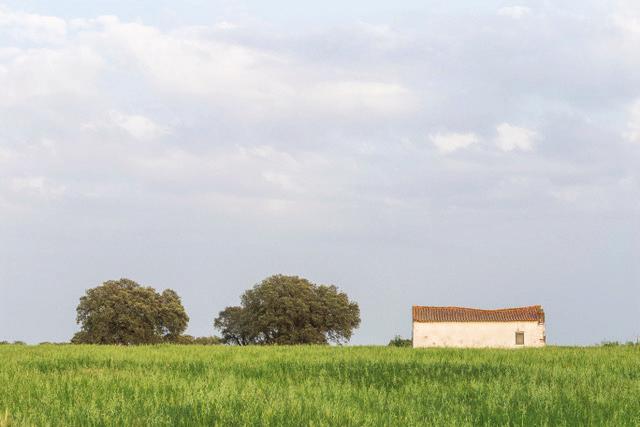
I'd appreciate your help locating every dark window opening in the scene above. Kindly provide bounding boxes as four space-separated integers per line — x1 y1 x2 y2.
515 332 524 345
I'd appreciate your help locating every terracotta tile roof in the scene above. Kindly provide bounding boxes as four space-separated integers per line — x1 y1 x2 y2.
412 305 545 323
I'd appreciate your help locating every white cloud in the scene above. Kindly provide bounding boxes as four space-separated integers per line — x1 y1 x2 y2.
213 21 238 31
547 180 634 212
429 132 479 154
0 46 104 105
611 1 640 36
306 81 417 116
352 22 405 51
497 6 532 19
6 176 66 199
95 19 280 101
495 123 537 152
50 17 417 120
109 111 169 141
0 146 17 163
128 144 314 196
0 7 67 43
624 100 640 143
612 15 640 35
262 171 305 193
0 4 632 219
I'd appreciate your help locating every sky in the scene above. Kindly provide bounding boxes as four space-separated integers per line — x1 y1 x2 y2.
0 0 639 345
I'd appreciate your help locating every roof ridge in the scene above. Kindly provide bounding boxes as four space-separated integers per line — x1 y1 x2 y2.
412 305 545 323
412 305 541 311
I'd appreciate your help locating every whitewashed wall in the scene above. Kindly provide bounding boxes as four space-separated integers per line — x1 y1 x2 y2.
412 321 545 348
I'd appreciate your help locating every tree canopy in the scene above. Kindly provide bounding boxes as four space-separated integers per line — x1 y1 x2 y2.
388 335 412 347
72 278 189 345
214 275 360 345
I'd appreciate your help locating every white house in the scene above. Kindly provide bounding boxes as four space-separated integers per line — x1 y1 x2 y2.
412 305 546 348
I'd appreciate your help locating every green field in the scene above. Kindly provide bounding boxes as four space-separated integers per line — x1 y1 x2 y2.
1 345 639 426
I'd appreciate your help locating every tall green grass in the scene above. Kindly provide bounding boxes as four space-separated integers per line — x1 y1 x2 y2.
0 345 638 426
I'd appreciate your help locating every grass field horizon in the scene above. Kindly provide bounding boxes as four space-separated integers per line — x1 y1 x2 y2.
1 344 639 426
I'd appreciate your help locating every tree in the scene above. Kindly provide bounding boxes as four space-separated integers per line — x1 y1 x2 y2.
71 278 189 345
214 306 253 345
388 335 412 347
214 275 360 345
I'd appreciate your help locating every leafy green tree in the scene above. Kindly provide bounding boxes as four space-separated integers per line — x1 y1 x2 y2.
214 275 360 345
71 278 189 345
214 306 253 345
388 335 412 347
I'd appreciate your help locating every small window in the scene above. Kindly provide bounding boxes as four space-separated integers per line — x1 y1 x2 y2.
515 332 524 345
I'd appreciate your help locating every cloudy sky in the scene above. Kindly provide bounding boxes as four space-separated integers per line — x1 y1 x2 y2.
1 0 639 344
